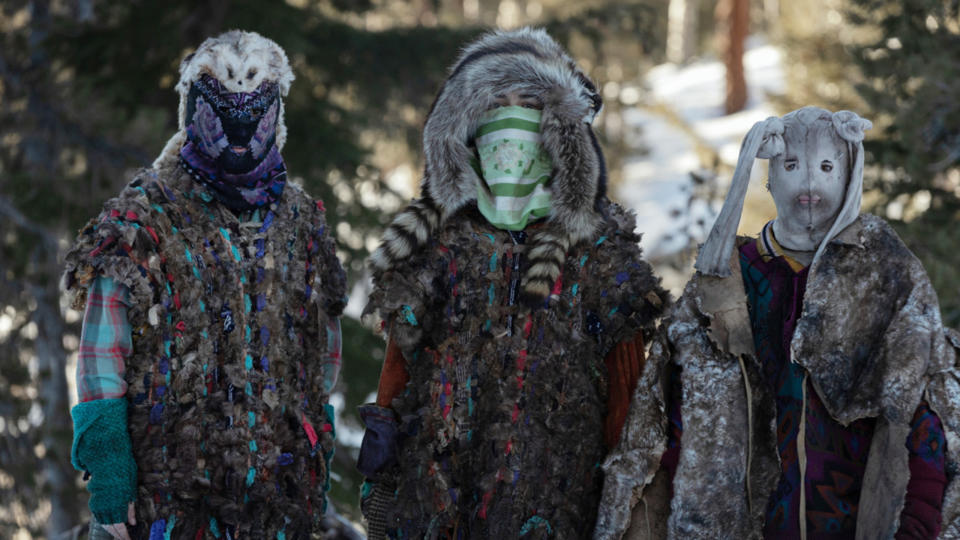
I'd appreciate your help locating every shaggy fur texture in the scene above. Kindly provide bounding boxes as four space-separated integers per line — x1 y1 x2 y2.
370 28 607 301
154 30 295 170
793 215 945 425
366 202 665 538
595 328 671 540
597 215 960 540
928 328 960 539
63 163 346 538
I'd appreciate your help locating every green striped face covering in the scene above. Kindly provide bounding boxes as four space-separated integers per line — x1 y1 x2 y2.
475 105 552 230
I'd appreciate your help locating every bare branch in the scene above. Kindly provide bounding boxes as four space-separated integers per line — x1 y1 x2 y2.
0 195 58 251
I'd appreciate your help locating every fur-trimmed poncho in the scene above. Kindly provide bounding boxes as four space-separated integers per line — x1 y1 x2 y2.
368 204 664 538
597 214 960 540
63 164 346 537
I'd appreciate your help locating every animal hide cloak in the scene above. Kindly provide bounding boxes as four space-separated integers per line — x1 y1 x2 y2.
367 204 665 539
63 164 346 538
597 214 960 540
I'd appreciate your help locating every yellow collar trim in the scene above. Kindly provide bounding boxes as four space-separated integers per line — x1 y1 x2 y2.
757 221 807 273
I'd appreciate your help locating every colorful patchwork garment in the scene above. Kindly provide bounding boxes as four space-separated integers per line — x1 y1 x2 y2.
63 163 346 538
366 205 664 539
363 28 667 539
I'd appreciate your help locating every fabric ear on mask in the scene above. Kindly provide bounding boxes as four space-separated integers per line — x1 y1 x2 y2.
756 121 785 159
831 111 873 144
695 116 784 277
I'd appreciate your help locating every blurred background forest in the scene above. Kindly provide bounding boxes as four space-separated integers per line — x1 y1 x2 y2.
0 0 957 537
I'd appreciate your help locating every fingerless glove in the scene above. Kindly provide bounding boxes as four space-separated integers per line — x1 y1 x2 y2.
71 398 137 524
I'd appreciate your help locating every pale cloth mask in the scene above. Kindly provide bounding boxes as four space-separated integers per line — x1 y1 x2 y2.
768 113 850 252
475 105 553 230
695 107 872 276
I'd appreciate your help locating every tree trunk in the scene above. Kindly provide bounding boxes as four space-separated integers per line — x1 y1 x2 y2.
34 279 82 538
667 0 699 64
23 3 82 533
716 0 749 114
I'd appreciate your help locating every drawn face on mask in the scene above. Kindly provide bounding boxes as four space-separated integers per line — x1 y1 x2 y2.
768 121 849 251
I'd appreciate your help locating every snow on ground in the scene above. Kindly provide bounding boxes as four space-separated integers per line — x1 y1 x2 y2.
618 39 785 258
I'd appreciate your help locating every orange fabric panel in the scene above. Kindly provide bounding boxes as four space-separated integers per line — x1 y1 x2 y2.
376 337 410 408
604 333 646 449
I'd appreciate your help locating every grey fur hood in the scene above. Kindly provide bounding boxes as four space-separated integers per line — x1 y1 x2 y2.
596 214 960 540
370 27 608 301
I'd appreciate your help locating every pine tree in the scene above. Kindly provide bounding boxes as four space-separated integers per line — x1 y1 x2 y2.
773 0 960 326
844 0 960 325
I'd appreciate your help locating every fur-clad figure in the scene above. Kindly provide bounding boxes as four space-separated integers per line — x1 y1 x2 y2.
63 31 346 538
359 28 666 539
369 27 610 302
596 107 960 539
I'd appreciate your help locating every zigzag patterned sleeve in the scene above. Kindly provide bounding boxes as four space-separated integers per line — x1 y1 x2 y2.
896 401 947 539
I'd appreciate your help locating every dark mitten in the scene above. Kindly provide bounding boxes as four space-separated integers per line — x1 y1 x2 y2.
356 404 400 477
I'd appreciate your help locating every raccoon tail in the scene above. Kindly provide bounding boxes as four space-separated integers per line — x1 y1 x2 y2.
369 197 442 273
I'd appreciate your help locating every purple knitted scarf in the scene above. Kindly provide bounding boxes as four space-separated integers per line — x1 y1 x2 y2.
179 142 286 212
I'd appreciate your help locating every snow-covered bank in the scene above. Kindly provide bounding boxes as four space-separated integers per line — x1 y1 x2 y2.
618 41 785 259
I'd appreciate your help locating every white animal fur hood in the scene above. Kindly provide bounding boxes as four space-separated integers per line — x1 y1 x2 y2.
153 30 294 170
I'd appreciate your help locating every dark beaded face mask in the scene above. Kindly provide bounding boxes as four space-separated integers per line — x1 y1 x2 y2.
185 74 281 174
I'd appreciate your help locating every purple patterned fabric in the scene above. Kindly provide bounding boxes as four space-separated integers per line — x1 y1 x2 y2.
738 225 947 539
179 75 286 212
741 239 877 538
249 101 278 160
179 142 286 212
187 96 228 158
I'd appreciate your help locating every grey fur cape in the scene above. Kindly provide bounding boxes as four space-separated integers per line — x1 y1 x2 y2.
596 214 960 540
63 164 346 538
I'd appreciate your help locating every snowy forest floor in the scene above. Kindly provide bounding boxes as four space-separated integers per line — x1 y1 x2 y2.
619 37 785 294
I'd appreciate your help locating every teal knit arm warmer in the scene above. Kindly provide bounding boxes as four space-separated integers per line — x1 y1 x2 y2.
71 398 137 524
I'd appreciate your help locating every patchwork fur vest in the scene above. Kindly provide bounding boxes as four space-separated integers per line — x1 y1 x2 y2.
367 203 665 539
597 214 960 540
63 164 346 537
